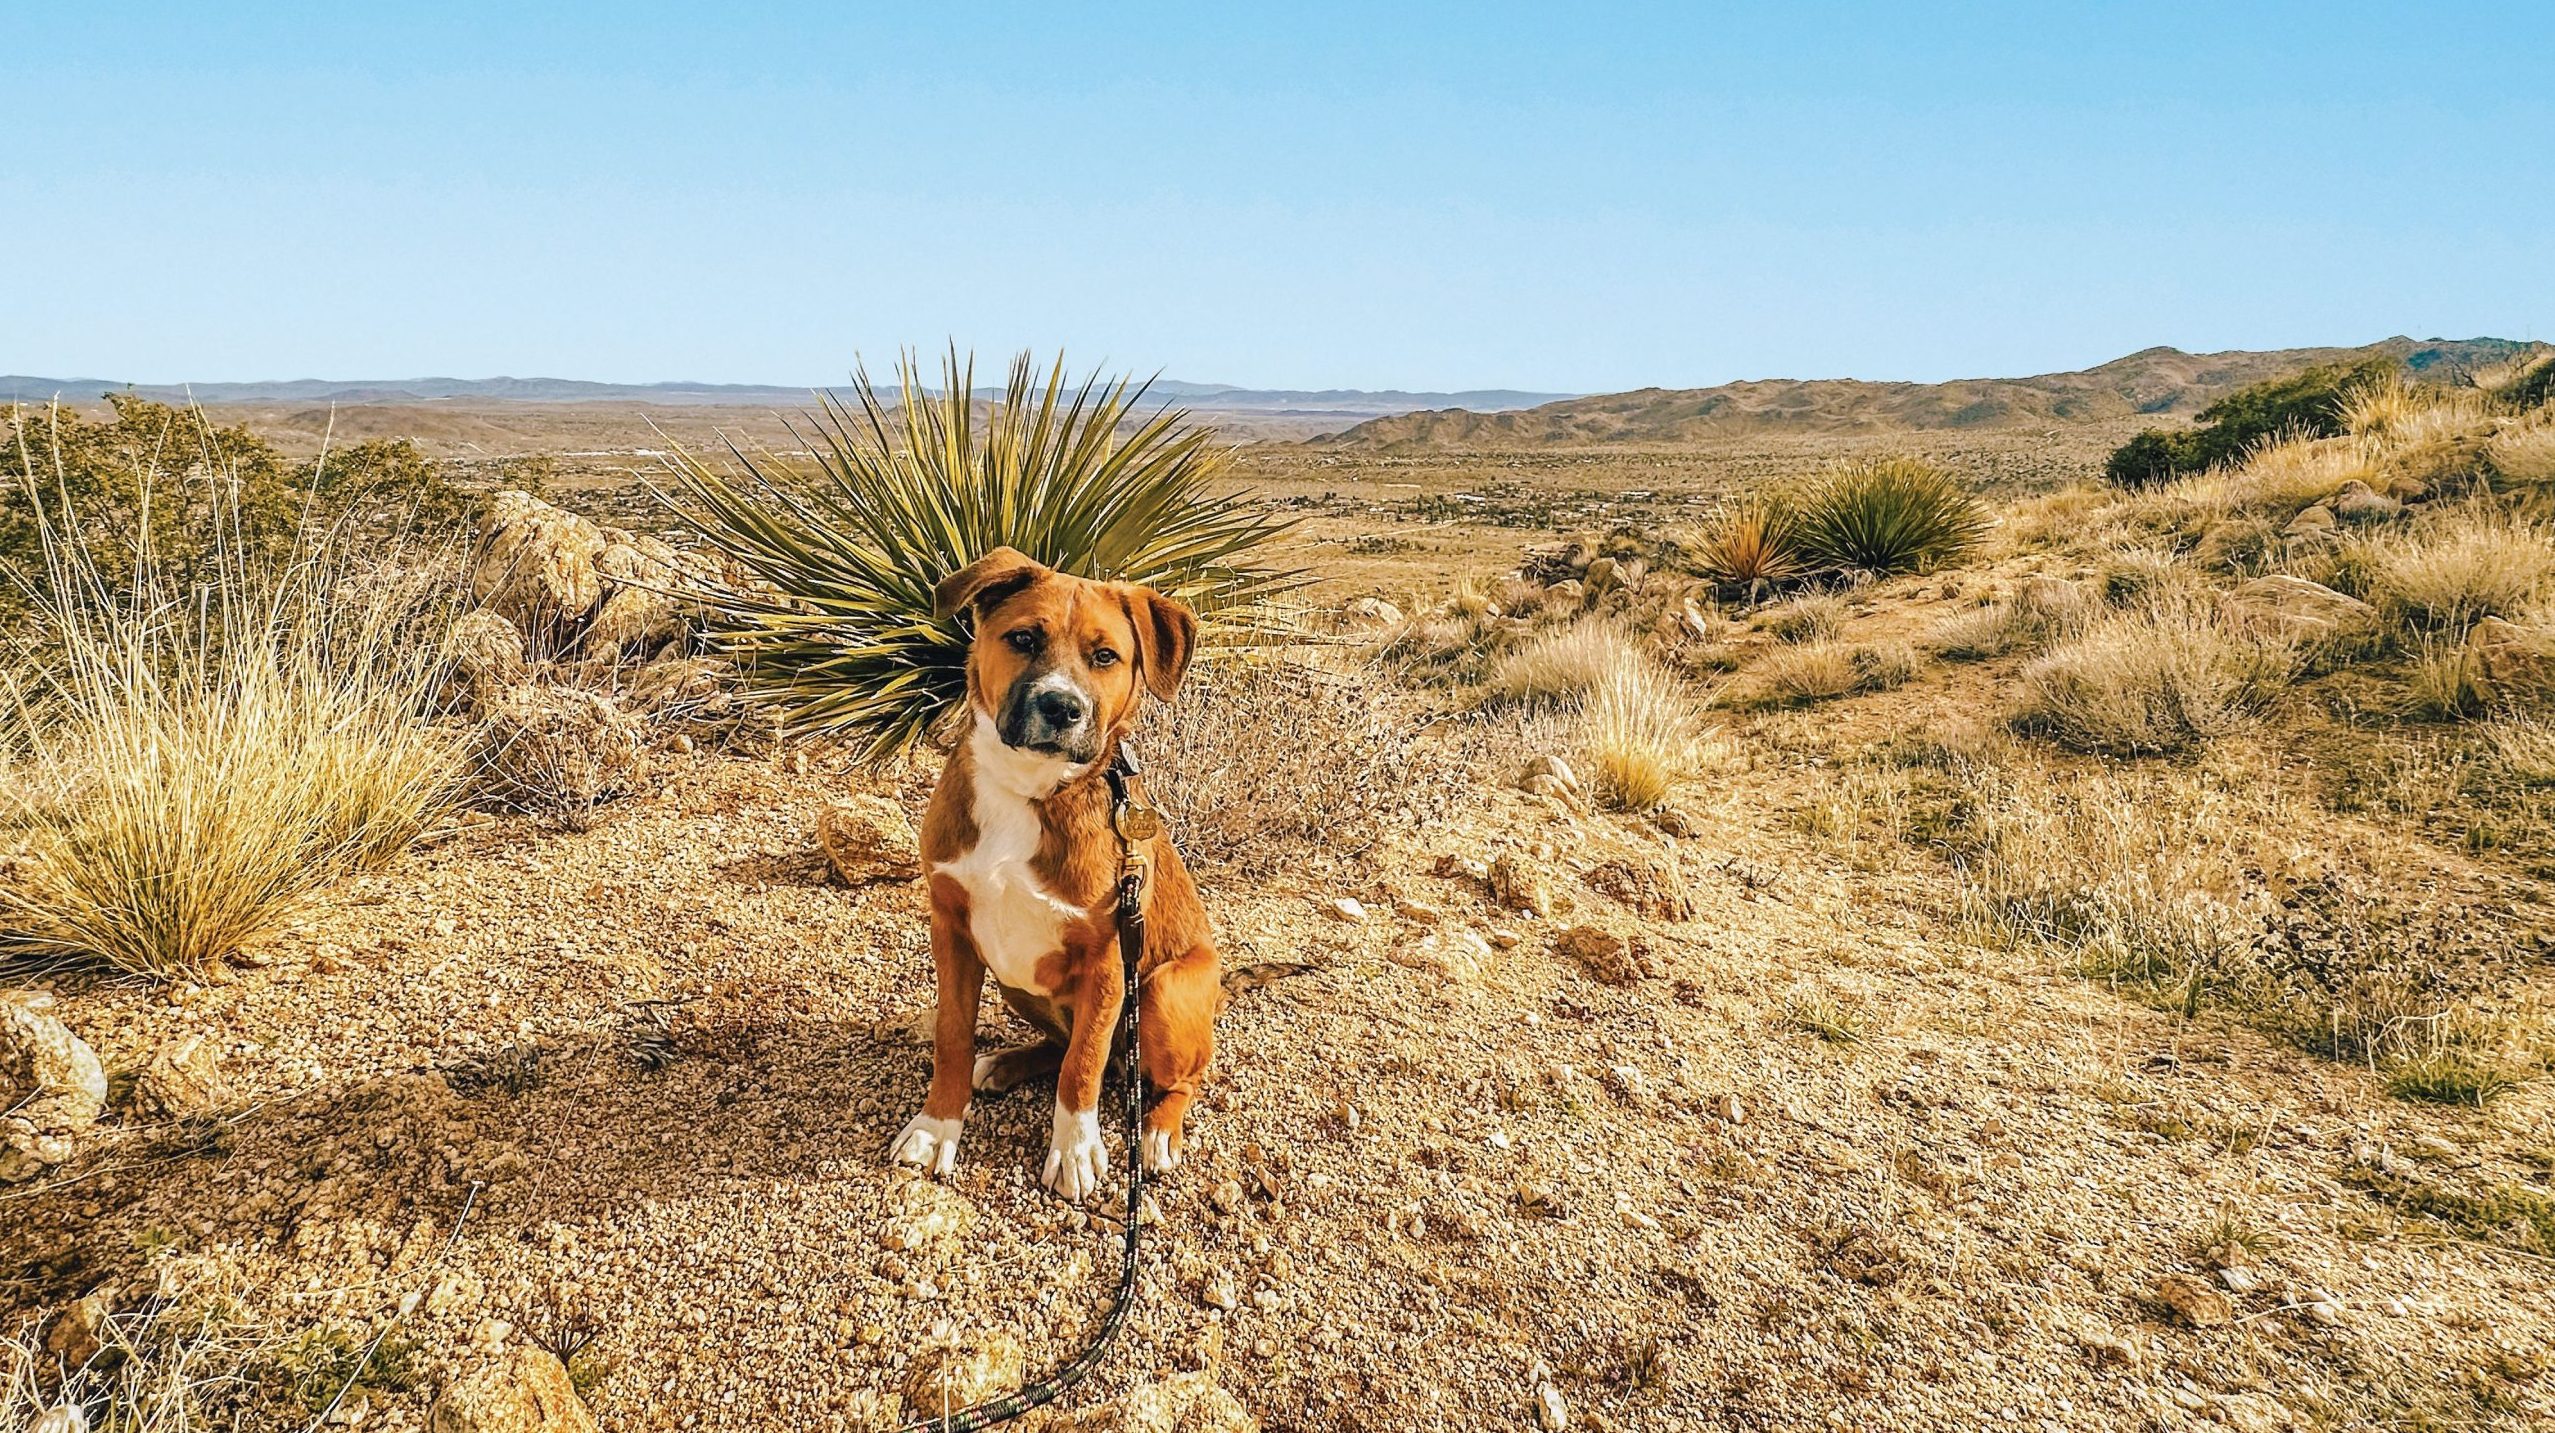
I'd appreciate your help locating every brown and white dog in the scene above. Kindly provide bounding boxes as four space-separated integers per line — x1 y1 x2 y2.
889 547 1220 1201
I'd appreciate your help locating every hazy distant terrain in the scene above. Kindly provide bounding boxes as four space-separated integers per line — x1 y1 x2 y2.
1320 336 2538 450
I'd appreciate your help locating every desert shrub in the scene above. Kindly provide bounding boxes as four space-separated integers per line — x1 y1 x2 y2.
2475 348 2555 411
2485 422 2555 494
1686 496 1803 598
1755 642 1858 704
0 480 462 977
664 351 1296 761
1483 616 1639 705
2 400 472 610
2340 376 2486 441
1936 579 2091 660
2345 504 2555 634
1578 657 1699 810
1793 458 1987 576
1758 592 1846 643
2014 600 2296 754
1142 654 1477 873
2102 356 2395 489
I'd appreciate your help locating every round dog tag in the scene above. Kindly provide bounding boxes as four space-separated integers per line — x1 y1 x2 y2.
1116 805 1163 842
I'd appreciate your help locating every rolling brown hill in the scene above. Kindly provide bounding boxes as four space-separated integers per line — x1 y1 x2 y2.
1318 336 2538 451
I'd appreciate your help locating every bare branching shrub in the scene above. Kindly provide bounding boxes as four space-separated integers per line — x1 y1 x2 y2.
2346 503 2555 634
2014 600 2296 754
1578 657 1701 811
1759 593 1846 644
1143 655 1478 873
1 473 465 976
1482 617 1639 705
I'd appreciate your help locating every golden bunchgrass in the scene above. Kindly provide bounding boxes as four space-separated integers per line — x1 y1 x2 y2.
2346 503 2555 633
2014 599 2296 754
1 443 462 978
1578 656 1701 811
1483 616 1640 706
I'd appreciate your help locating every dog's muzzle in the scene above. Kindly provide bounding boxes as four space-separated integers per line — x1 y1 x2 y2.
1000 672 1097 760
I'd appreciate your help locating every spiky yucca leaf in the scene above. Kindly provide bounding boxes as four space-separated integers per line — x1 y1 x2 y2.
1689 496 1803 599
1794 458 1988 576
662 351 1297 760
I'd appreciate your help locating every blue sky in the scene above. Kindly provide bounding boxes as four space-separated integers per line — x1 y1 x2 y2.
5 3 2550 392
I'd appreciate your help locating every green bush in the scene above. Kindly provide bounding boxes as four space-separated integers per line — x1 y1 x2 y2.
1793 458 1987 576
2105 356 2398 489
665 351 1298 761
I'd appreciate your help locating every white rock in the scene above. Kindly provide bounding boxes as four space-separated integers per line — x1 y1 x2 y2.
1534 1382 1569 1430
1322 897 1367 924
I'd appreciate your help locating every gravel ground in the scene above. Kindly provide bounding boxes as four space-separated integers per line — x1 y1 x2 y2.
8 720 2553 1431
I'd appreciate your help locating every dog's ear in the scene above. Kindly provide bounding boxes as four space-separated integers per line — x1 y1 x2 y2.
933 547 1049 623
1125 585 1199 700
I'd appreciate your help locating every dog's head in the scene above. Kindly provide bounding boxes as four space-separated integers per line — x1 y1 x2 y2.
933 547 1197 765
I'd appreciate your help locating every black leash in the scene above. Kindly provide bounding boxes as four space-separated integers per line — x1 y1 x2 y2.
900 741 1155 1431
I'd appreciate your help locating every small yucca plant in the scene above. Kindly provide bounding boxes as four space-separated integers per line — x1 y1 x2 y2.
1794 458 1988 576
1688 496 1803 600
662 351 1296 760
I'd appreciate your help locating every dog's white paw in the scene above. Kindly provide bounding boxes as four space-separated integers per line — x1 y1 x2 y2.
1140 1127 1181 1174
1042 1101 1109 1202
969 1052 1004 1093
889 1112 963 1176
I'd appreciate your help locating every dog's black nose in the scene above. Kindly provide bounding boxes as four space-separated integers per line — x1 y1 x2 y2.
1031 688 1087 727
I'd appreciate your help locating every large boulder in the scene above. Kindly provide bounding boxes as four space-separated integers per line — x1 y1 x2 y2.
472 491 608 639
444 611 528 707
0 992 107 1183
427 1349 597 1433
2219 575 2376 643
581 528 694 664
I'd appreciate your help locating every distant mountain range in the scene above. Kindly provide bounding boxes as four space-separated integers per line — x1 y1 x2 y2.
1317 337 2543 450
0 373 1573 420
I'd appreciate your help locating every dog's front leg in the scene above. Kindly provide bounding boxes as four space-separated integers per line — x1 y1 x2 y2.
890 904 983 1176
1043 954 1125 1202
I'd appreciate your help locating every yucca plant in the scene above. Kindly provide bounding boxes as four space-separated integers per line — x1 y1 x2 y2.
661 351 1297 760
1794 458 1988 576
1688 496 1803 601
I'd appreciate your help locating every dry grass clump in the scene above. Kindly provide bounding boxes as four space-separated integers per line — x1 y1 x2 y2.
2481 710 2555 786
2344 503 2555 634
2486 422 2555 494
1577 656 1703 811
2013 600 2296 755
1482 616 1639 705
1758 593 1846 644
1755 642 1858 704
1144 654 1481 872
1936 578 2091 661
2340 376 2487 442
0 499 463 977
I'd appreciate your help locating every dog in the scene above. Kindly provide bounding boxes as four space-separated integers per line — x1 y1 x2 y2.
889 546 1220 1201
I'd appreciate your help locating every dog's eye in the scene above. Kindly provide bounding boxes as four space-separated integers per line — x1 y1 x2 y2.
1090 647 1120 667
1004 629 1041 653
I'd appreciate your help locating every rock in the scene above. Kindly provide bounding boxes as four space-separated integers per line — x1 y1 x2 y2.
1582 853 1694 921
474 686 646 816
1554 926 1641 986
1208 1178 1245 1214
816 797 923 886
1679 596 1713 643
1391 897 1444 925
2280 504 2339 542
1544 579 1585 605
624 653 733 714
1048 1372 1258 1433
1340 597 1404 630
1321 897 1367 924
30 1407 86 1433
45 1290 113 1369
578 529 696 664
1200 1272 1240 1311
1582 556 1621 596
2212 1392 2292 1433
2301 1299 2345 1327
2219 575 2376 642
2330 479 2400 523
444 611 528 702
1488 854 1557 917
2216 1266 2264 1295
426 1349 598 1433
1521 754 1581 793
1395 931 1487 982
1650 804 1698 838
0 992 108 1183
1519 774 1579 806
1534 1382 1569 1430
902 1335 1025 1415
2151 1273 2233 1328
1432 852 1491 883
472 491 608 638
2467 616 2554 704
1712 1093 1744 1125
1484 927 1522 950
133 1035 232 1120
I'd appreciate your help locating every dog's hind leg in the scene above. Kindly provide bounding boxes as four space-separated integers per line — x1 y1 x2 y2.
972 1039 1064 1095
1137 940 1219 1174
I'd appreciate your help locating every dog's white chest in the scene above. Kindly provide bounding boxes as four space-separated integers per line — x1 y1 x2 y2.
936 722 1086 997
